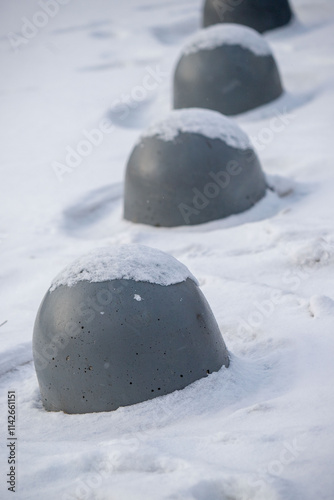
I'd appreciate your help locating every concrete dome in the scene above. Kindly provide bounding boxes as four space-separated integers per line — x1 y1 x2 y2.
33 245 230 414
203 0 293 33
124 109 266 227
173 24 283 116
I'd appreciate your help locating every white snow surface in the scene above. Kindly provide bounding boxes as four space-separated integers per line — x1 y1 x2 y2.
140 108 251 149
182 23 272 56
50 244 197 291
1 1 334 499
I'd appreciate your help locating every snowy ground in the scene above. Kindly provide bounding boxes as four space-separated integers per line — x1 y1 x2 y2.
1 0 334 498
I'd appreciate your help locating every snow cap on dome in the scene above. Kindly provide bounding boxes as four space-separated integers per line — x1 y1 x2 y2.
140 108 251 150
50 244 198 291
183 23 272 57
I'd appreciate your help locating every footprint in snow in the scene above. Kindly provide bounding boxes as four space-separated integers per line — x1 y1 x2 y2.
309 295 334 318
189 476 279 500
0 342 32 377
52 20 112 35
61 184 123 235
150 16 199 45
288 237 333 267
107 95 157 129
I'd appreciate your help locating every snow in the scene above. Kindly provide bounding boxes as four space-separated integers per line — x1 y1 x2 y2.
50 244 197 291
140 108 251 149
1 1 334 499
265 173 295 197
309 294 334 318
182 23 272 56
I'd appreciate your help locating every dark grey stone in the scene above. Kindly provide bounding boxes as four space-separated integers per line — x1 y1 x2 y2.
33 278 229 414
203 0 293 33
173 44 283 116
124 132 266 227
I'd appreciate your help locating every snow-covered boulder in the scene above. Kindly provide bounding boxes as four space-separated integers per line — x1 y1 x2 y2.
33 245 229 413
124 108 266 226
203 0 293 33
173 24 283 115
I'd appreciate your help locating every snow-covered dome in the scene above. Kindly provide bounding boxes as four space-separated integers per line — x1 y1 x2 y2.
173 24 283 116
33 244 229 414
124 109 266 227
203 0 293 34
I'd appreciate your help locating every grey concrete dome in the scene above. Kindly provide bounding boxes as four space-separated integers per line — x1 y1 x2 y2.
33 245 230 414
203 0 293 33
124 108 266 227
173 24 283 116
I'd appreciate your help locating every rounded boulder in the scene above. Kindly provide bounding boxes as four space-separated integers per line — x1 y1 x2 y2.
33 245 230 413
124 108 266 227
173 24 283 116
